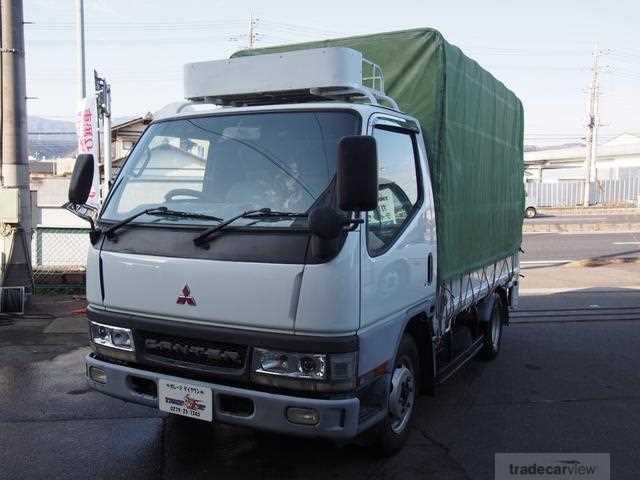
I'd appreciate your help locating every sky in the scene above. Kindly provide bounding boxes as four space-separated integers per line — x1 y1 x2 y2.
24 0 640 146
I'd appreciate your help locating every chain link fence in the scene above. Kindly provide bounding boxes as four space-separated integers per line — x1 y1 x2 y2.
31 227 90 293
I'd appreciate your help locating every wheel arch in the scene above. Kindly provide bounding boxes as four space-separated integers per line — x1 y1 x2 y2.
478 288 509 325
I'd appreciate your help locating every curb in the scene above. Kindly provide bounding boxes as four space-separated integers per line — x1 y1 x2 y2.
520 286 640 295
523 222 640 233
537 207 640 216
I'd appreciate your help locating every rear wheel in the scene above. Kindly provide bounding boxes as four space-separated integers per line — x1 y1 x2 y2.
374 334 420 456
525 206 537 218
479 296 504 361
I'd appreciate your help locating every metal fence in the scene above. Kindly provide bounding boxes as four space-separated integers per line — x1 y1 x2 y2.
595 177 640 206
31 227 90 292
526 177 640 207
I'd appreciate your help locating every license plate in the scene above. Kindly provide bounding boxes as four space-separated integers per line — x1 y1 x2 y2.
158 379 213 422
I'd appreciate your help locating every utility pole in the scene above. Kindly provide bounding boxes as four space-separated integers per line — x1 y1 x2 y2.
228 15 259 49
95 72 111 197
76 0 86 99
583 46 604 206
0 0 33 291
248 14 258 49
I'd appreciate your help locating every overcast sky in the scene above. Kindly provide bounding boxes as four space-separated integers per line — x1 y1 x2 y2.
25 0 640 146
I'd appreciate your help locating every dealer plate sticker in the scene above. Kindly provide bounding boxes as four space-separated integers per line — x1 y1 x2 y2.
158 379 213 422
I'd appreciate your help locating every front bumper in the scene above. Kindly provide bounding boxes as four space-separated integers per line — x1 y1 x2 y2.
86 354 361 439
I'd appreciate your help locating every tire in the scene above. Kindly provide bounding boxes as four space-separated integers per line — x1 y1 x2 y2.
374 334 420 456
525 206 537 218
479 295 504 361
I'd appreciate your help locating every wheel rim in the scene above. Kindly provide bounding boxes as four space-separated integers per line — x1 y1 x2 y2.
389 359 415 434
491 303 502 350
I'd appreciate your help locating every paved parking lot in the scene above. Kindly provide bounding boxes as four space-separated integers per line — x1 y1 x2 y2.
2 278 639 479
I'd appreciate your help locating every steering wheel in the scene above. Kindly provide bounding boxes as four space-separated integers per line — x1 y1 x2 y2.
164 188 205 202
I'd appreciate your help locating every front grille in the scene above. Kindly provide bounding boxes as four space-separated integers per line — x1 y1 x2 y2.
136 330 248 372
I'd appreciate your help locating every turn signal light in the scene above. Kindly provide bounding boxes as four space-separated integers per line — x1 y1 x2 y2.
89 366 107 384
286 407 319 426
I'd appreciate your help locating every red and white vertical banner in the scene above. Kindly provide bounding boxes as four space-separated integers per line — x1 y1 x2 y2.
76 95 101 208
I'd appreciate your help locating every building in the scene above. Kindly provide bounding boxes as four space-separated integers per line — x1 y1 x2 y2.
111 113 153 169
524 133 640 183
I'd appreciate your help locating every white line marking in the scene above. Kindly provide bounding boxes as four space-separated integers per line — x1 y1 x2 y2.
521 260 574 264
613 241 640 245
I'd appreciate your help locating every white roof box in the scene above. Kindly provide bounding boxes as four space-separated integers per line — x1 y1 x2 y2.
183 47 398 109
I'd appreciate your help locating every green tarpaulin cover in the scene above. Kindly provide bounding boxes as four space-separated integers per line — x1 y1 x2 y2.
235 28 524 283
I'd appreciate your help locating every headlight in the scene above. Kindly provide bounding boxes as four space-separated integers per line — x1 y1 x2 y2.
251 348 356 392
90 321 135 352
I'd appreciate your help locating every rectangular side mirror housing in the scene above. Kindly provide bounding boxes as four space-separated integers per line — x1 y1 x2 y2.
337 136 378 211
69 154 95 205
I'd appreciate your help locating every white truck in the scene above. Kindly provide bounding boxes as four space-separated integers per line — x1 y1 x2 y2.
66 29 524 455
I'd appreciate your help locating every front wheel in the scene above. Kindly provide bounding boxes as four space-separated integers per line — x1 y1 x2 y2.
374 334 420 456
525 206 537 218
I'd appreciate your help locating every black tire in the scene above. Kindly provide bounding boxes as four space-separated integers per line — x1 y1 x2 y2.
479 295 504 361
374 334 420 457
525 207 537 219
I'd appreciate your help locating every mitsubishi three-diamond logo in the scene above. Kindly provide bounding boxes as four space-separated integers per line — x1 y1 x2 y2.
177 284 196 306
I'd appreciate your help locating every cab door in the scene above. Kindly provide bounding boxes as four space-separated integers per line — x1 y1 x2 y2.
361 116 435 330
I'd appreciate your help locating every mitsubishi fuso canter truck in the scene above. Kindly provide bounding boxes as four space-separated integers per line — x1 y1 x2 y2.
66 29 524 455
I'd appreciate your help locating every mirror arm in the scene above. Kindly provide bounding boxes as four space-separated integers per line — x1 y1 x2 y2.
63 202 101 242
344 218 363 232
343 211 363 232
84 215 96 231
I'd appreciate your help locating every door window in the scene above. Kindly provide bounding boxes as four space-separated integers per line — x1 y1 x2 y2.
367 127 421 256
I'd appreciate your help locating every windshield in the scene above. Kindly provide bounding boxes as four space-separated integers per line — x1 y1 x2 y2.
101 110 359 227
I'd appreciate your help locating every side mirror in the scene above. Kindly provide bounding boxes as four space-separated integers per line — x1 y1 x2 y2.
68 154 95 205
337 136 378 212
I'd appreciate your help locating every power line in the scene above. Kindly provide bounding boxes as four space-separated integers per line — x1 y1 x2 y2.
259 19 345 36
28 20 247 31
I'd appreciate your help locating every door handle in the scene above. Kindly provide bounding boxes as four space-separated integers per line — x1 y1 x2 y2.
427 252 433 285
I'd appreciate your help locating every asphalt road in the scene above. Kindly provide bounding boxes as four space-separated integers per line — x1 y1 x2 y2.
521 231 640 266
524 212 640 225
2 288 640 479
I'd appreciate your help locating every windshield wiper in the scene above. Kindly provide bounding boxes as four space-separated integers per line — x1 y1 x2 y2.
193 208 307 248
104 207 223 240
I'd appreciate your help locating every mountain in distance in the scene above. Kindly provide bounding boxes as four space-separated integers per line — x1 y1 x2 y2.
28 116 76 160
